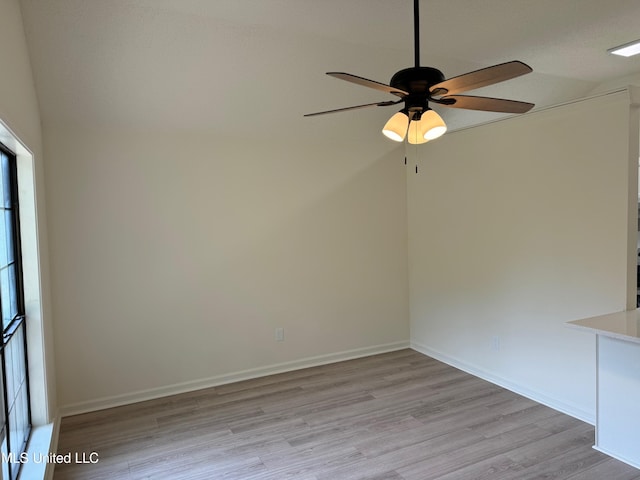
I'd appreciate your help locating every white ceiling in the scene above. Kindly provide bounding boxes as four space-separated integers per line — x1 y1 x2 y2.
18 0 640 142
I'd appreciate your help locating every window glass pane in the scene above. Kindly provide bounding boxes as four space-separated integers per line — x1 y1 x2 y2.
1 435 9 480
0 265 17 329
5 337 15 403
8 264 17 323
11 327 25 387
4 210 13 264
1 266 11 329
0 153 5 210
17 386 28 445
8 389 24 460
0 210 7 268
0 359 5 426
8 399 17 450
1 153 11 208
4 329 28 480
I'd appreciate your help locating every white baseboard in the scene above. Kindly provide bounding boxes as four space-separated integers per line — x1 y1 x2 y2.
59 341 410 417
593 445 640 470
410 341 595 425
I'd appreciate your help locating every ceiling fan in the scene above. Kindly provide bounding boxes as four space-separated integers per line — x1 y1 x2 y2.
304 0 535 144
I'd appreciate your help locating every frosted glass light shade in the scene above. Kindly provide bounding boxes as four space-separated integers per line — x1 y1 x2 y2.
407 118 429 144
421 110 447 140
382 112 409 142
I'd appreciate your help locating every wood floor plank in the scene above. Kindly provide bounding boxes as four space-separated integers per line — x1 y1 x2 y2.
53 349 640 480
565 458 640 480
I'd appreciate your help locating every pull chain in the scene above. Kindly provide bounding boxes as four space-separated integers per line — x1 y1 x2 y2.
401 124 421 174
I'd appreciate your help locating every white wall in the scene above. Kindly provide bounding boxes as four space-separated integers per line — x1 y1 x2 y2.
45 128 410 412
0 0 56 424
0 0 40 148
408 90 637 422
590 72 640 96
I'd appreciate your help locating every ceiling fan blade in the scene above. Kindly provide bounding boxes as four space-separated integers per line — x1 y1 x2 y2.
440 95 534 114
304 99 402 117
327 72 409 97
429 61 533 96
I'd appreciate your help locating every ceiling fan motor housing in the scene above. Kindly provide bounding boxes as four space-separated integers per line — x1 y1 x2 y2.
390 67 446 113
390 67 445 94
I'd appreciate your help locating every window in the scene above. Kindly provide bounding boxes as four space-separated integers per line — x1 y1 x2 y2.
0 144 30 480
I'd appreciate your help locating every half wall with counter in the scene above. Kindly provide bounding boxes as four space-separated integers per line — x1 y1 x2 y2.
568 311 640 469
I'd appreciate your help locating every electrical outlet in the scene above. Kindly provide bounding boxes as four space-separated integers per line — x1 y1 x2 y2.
275 327 285 342
491 336 500 352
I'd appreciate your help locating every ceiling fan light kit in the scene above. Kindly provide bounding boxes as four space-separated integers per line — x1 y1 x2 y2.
421 110 447 140
305 0 534 144
382 111 410 142
383 109 447 144
407 118 429 145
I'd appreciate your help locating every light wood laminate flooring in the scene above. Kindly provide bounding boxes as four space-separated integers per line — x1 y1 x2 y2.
53 349 640 479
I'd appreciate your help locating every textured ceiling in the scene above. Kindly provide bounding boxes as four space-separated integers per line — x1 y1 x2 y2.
18 0 640 141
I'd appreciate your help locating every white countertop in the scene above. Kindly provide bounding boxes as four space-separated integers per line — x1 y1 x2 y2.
567 310 640 344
